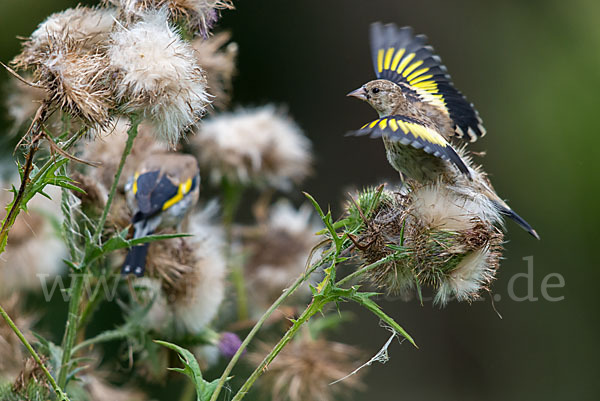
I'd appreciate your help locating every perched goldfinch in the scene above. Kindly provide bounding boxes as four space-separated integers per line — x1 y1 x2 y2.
122 153 200 276
348 23 539 239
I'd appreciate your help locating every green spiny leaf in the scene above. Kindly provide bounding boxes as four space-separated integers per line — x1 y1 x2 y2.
155 340 224 401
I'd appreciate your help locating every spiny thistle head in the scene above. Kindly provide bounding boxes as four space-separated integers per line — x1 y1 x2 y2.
11 6 117 127
191 105 312 190
247 332 365 401
107 9 210 146
12 6 116 69
105 0 233 37
349 182 504 305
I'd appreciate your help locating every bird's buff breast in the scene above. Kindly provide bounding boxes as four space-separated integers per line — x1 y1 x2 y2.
383 136 448 182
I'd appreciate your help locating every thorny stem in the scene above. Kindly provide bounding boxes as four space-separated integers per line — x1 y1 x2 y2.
92 115 141 243
231 298 325 401
58 115 141 389
208 256 328 401
0 304 70 401
57 275 84 388
31 127 88 184
0 102 49 253
0 119 87 395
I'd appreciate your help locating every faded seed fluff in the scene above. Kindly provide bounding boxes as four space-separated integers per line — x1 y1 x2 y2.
13 6 116 68
108 9 209 146
192 105 312 190
243 201 323 312
138 205 226 334
247 333 365 401
11 6 116 127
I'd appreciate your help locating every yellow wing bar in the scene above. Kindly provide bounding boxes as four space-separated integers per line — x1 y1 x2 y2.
352 115 471 177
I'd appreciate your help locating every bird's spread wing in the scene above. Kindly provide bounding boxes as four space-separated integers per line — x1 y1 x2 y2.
132 170 198 218
348 115 471 177
370 22 485 142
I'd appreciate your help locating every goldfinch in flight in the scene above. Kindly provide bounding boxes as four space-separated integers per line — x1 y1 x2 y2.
348 22 539 239
122 153 200 277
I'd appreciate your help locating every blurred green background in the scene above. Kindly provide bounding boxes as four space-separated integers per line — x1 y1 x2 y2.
1 0 598 400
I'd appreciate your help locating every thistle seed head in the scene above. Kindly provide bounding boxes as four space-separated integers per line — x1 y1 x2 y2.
191 106 312 190
108 9 210 146
350 182 504 305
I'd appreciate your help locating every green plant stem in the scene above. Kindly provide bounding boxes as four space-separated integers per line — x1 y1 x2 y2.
31 127 88 184
57 275 83 388
208 257 327 401
0 304 69 401
231 298 325 401
221 178 248 321
57 116 140 388
92 115 140 243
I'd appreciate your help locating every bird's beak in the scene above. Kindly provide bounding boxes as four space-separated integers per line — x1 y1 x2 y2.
347 86 368 101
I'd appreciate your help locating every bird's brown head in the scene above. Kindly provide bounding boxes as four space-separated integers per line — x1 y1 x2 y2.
347 79 404 117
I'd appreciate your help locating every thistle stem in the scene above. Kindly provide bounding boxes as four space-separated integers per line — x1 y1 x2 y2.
92 115 140 243
0 304 69 401
208 257 326 401
57 115 140 388
221 178 248 320
57 275 83 388
231 298 325 401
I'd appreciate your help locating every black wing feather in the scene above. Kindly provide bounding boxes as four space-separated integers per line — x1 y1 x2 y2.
134 170 179 218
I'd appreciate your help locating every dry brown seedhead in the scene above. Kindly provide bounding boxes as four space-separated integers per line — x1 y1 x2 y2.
247 334 365 401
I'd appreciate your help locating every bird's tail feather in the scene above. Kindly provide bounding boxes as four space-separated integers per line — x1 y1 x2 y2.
122 243 150 276
492 200 540 240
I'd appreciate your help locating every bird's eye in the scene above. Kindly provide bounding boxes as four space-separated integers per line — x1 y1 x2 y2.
372 87 380 94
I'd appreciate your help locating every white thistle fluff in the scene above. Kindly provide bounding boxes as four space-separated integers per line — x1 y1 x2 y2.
173 206 226 333
138 204 226 334
409 181 502 232
434 247 497 305
29 7 116 48
108 9 209 146
192 106 312 190
244 201 322 311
